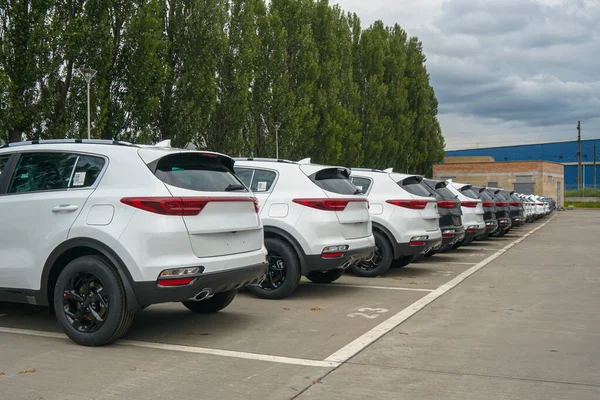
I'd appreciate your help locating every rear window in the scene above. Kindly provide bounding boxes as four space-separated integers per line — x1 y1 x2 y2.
510 193 521 202
399 177 433 198
424 180 456 200
459 187 480 200
152 153 247 192
310 168 359 195
478 190 493 201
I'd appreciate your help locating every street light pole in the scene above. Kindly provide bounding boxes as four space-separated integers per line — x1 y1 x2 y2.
273 122 282 159
76 67 97 139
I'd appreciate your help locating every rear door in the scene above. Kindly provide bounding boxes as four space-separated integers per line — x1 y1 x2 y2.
300 165 370 240
0 151 101 290
141 150 262 258
233 167 277 213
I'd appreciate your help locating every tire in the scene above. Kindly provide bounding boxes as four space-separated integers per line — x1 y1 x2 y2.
182 291 236 313
392 256 412 268
349 231 393 277
53 255 134 346
306 269 345 284
249 237 301 299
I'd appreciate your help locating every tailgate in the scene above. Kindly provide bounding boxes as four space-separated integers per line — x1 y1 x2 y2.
141 149 263 257
301 165 370 239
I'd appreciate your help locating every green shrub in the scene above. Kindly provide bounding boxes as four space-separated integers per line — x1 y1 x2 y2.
565 189 600 197
564 201 600 208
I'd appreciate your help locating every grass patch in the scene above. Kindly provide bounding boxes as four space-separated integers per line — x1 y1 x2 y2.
565 189 600 197
564 201 600 208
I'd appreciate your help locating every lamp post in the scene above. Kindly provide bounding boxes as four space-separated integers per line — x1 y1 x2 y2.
76 67 97 139
273 122 282 159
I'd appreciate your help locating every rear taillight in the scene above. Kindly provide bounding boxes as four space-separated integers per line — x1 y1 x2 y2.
442 229 456 238
461 201 479 208
386 199 433 210
482 201 494 207
252 197 260 213
509 202 521 207
438 200 459 209
495 202 508 207
293 198 366 211
120 196 258 216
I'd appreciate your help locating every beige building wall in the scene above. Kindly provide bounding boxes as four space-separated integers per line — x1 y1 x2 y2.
432 160 565 206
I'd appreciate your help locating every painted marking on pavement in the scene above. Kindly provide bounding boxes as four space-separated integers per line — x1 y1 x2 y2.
443 262 477 266
325 215 557 364
305 283 433 292
0 327 339 368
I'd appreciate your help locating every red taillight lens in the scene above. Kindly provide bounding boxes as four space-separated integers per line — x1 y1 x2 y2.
121 197 257 216
293 198 366 211
252 197 260 213
483 201 495 207
321 252 345 259
386 199 433 210
438 200 458 209
461 201 479 208
495 202 508 207
409 241 426 246
509 202 521 206
157 277 194 287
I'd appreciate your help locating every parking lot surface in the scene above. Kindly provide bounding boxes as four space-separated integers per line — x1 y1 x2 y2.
2 211 599 399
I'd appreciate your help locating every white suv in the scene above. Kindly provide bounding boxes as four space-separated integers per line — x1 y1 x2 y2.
0 140 267 346
447 182 487 246
234 158 375 299
348 168 442 276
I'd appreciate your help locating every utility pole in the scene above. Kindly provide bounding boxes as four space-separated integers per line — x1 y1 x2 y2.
273 122 281 159
577 120 582 191
76 67 97 140
594 141 597 189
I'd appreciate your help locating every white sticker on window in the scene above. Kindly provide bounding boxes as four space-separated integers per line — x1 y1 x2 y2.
256 181 267 192
73 172 86 186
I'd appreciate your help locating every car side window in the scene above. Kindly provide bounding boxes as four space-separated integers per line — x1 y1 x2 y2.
71 155 106 188
234 167 254 188
8 152 78 193
0 155 10 177
350 177 372 194
250 169 277 192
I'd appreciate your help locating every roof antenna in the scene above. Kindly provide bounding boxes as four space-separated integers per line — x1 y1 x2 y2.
298 158 311 165
154 139 171 148
383 168 393 173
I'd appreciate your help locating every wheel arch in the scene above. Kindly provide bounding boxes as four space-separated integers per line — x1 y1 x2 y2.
262 226 307 274
371 221 400 259
40 238 141 312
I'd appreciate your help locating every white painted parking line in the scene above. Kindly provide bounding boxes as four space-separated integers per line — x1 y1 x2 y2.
325 215 556 364
0 326 340 368
120 340 340 368
458 247 497 251
443 262 477 266
305 283 433 292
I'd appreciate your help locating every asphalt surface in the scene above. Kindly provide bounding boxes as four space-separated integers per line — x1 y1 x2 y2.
1 210 598 399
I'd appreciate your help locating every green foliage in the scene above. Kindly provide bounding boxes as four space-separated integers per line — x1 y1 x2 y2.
564 201 600 208
565 189 600 198
0 0 445 172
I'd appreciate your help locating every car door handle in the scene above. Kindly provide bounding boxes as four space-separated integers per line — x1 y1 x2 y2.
52 205 79 213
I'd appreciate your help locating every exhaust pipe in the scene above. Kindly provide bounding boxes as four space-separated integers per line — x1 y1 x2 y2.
192 289 212 301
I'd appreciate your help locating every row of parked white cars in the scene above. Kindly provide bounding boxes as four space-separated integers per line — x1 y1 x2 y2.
0 140 554 346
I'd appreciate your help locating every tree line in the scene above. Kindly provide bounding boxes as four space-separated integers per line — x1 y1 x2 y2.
0 0 445 174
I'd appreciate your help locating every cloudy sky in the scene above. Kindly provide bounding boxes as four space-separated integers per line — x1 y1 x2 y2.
333 0 600 150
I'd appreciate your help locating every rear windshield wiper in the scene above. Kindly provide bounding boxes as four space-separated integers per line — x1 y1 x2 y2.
225 184 247 192
353 188 363 195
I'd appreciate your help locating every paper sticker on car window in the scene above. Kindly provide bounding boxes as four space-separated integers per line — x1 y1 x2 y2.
73 172 86 186
256 181 267 192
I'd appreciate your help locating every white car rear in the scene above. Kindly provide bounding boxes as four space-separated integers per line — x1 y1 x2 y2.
348 169 442 276
447 182 486 244
234 158 375 298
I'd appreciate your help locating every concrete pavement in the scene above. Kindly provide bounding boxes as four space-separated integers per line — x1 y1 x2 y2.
297 210 600 399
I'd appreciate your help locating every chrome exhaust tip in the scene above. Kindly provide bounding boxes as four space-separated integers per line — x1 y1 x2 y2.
193 289 212 301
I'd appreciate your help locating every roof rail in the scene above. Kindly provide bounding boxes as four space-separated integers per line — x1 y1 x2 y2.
233 157 296 164
0 139 137 149
350 167 385 173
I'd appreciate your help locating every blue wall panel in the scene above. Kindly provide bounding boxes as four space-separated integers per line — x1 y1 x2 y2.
446 139 600 189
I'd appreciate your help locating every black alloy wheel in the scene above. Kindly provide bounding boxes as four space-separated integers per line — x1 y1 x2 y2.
249 238 300 299
62 272 109 334
349 231 392 277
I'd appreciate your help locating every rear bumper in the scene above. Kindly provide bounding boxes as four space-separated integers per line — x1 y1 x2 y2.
441 226 466 246
485 219 498 231
395 236 443 256
302 245 375 274
131 262 268 306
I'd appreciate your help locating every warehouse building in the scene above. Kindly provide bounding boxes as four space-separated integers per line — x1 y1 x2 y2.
433 158 565 206
445 139 600 190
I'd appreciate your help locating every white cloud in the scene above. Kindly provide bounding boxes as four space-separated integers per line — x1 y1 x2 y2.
332 0 600 149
